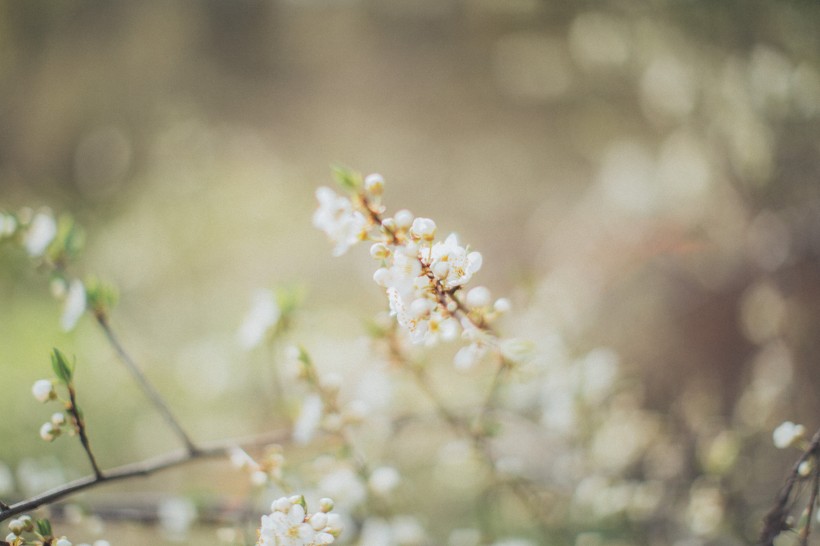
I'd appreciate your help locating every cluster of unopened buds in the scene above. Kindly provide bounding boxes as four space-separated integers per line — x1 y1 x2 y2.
257 496 342 546
5 515 74 546
313 170 513 366
31 380 70 443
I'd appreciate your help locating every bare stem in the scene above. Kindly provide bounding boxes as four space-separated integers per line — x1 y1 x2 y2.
0 429 288 523
799 459 820 546
760 427 820 545
67 385 103 479
95 313 198 455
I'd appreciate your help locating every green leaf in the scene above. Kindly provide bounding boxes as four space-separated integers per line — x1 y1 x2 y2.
51 348 74 385
331 165 362 192
35 518 52 537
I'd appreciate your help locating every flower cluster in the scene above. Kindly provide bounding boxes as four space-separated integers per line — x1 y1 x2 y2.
257 496 342 546
31 380 70 443
313 170 509 352
5 515 72 546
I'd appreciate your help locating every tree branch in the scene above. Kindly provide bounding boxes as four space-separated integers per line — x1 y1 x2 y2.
67 384 103 479
95 313 198 455
759 427 820 546
0 428 289 523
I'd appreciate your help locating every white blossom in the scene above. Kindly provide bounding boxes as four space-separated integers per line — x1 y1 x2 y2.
23 211 57 257
61 279 87 332
55 537 72 546
773 421 806 449
32 379 55 403
40 422 58 442
312 187 368 256
238 289 281 350
368 466 401 496
294 394 323 444
429 234 482 290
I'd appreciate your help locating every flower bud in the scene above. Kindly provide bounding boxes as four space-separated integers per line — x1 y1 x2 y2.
40 422 59 442
18 516 33 533
493 298 512 313
55 536 72 546
309 512 328 531
319 498 335 513
373 267 391 287
272 497 291 512
394 210 414 230
364 173 384 196
409 217 436 241
325 512 343 535
32 379 55 403
8 519 23 535
465 286 491 308
51 412 66 427
369 243 391 260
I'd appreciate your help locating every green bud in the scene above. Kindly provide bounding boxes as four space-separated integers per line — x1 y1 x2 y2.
84 276 119 316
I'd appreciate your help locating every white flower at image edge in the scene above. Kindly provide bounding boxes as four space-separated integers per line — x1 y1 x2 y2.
238 289 281 350
312 187 367 256
23 211 57 257
773 421 806 449
61 279 87 332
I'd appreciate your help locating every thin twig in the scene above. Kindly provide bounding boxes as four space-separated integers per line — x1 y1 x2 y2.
759 427 820 545
801 462 820 546
0 429 288 523
67 385 103 479
95 313 198 455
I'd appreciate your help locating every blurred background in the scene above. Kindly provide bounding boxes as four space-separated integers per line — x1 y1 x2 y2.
2 1 820 545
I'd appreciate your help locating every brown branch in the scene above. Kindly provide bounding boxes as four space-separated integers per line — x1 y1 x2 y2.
66 385 102 479
95 313 198 455
0 429 288 523
801 463 820 546
759 427 820 546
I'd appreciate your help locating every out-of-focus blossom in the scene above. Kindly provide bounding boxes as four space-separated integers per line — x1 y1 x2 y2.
772 421 805 449
238 289 280 350
312 187 368 257
61 279 87 332
23 211 57 257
